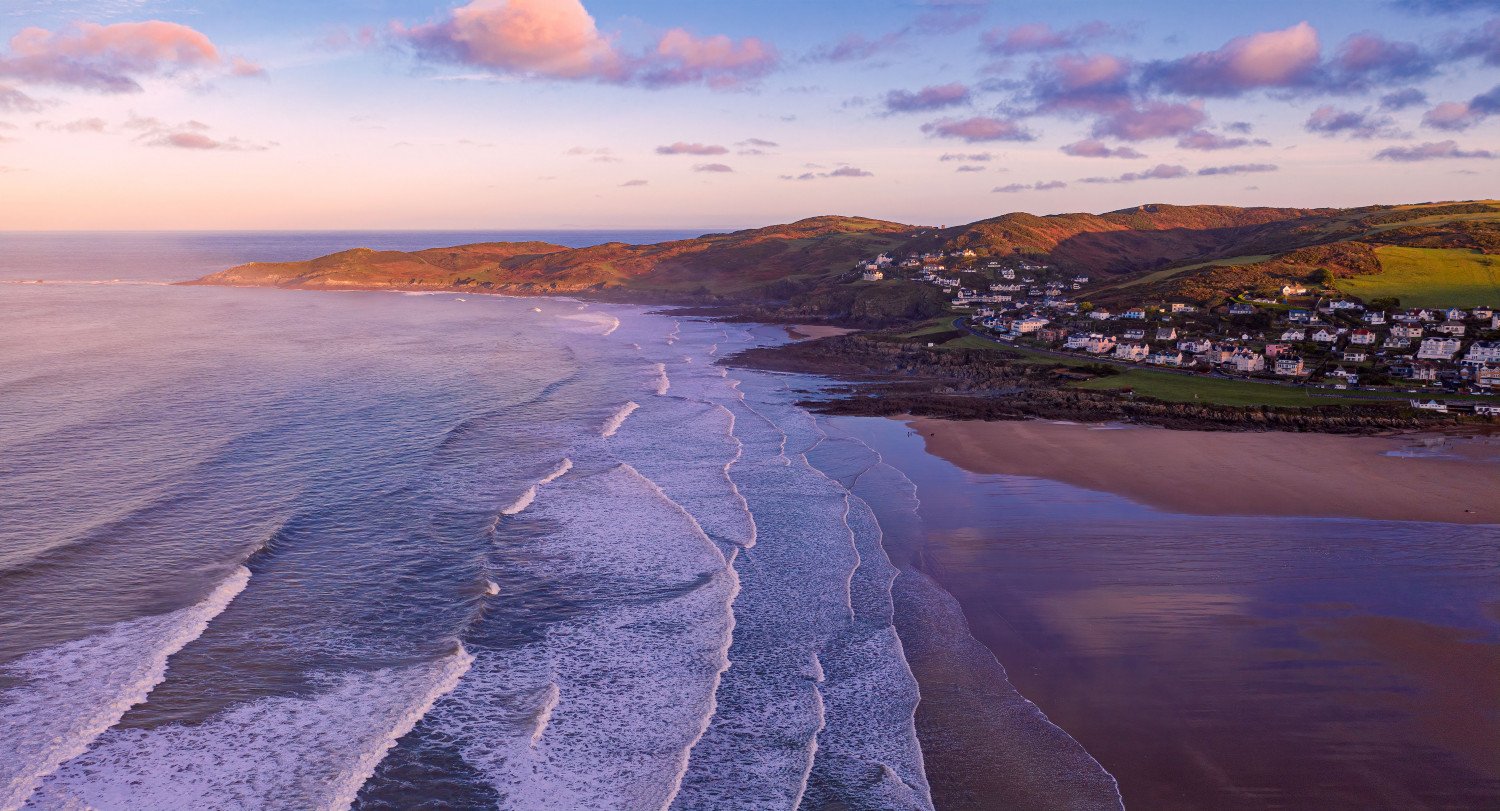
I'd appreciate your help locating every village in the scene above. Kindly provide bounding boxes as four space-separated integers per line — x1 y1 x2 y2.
854 249 1500 415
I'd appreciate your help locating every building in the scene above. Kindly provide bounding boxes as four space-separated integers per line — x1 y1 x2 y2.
1155 327 1178 341
1013 316 1049 334
1342 351 1368 362
1088 309 1112 320
1168 303 1196 313
1349 329 1375 345
1444 307 1466 322
1228 303 1257 315
1229 350 1265 373
1361 311 1386 325
1465 341 1500 364
1122 308 1146 320
1391 324 1423 340
1147 350 1184 367
1177 338 1211 353
1123 328 1147 341
1281 329 1306 341
1410 399 1448 413
1416 337 1462 360
1436 321 1466 337
1264 343 1293 358
861 269 884 282
1281 285 1308 297
1311 329 1339 343
1114 342 1150 361
1086 334 1118 354
1275 356 1306 376
1467 364 1499 389
1288 309 1312 323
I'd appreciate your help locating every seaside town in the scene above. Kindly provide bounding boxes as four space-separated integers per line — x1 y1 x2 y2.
854 250 1500 415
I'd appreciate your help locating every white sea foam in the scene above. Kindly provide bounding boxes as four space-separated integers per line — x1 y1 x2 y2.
0 566 250 811
499 458 572 517
501 486 537 516
427 463 735 810
602 316 621 336
601 402 639 438
484 580 500 597
26 646 473 811
539 457 573 485
530 683 561 747
653 363 671 396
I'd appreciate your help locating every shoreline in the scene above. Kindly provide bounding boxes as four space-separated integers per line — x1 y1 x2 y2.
905 416 1500 525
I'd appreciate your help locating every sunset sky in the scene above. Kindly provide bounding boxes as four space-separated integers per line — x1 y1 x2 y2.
2 0 1498 230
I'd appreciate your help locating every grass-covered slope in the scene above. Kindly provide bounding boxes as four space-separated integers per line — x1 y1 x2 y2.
191 200 1500 314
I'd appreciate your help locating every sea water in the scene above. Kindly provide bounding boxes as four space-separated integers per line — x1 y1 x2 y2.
0 232 971 810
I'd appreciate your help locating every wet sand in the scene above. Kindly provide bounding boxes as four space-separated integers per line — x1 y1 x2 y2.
908 418 1500 524
835 417 1500 810
784 324 856 340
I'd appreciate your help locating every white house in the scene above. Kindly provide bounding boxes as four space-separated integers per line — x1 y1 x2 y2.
1464 340 1500 364
1311 328 1339 343
1155 327 1178 341
1113 342 1150 361
861 269 884 282
1275 357 1306 376
1342 351 1368 363
1014 316 1049 334
1086 335 1118 354
1361 311 1386 325
1088 309 1112 320
1416 337 1462 360
1147 350 1184 367
1349 329 1376 345
1281 329 1306 341
1123 328 1147 341
1177 338 1212 353
1436 322 1466 337
1229 350 1265 373
1410 399 1448 413
1122 308 1147 320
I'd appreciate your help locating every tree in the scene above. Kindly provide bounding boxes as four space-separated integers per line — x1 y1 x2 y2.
1314 268 1336 287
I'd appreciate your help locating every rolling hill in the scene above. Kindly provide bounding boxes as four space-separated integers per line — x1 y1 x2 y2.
190 200 1500 316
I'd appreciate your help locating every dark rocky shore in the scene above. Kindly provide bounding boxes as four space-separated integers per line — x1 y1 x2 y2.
722 331 1447 434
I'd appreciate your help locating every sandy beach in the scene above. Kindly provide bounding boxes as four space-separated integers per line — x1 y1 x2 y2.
784 324 855 340
908 418 1500 525
838 416 1500 809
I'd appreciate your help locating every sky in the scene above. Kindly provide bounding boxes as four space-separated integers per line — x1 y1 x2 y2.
1 0 1498 230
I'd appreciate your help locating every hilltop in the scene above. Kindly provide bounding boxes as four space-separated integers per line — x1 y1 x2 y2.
189 200 1500 323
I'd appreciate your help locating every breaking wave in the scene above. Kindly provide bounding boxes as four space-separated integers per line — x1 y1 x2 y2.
0 566 250 810
601 402 639 438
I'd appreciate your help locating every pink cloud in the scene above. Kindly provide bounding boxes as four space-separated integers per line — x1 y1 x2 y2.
1027 53 1133 113
981 21 1118 56
399 0 776 90
0 82 40 111
0 20 226 92
1079 164 1189 184
921 116 1034 143
230 56 266 78
1176 129 1267 150
1374 140 1495 161
1060 139 1145 159
783 165 873 180
656 142 727 155
1422 85 1500 130
693 162 733 172
884 82 970 113
640 28 776 89
1147 22 1321 96
1090 100 1206 141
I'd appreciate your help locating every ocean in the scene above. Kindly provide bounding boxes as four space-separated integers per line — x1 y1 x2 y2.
0 232 976 810
10 233 1490 810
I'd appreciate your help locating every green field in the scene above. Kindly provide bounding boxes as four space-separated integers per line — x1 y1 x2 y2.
1069 369 1394 407
1337 246 1500 308
1108 254 1273 291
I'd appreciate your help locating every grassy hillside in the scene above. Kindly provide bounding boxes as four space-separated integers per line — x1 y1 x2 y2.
192 200 1500 318
1336 246 1500 307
